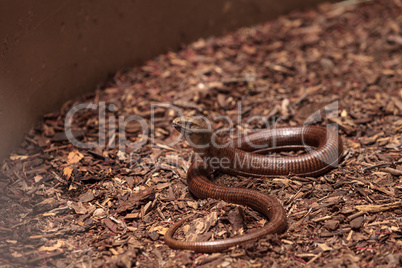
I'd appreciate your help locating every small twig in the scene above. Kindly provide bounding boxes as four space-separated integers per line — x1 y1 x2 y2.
109 216 127 234
361 159 402 173
348 211 365 221
51 171 68 185
293 91 309 107
302 207 313 219
332 0 372 8
221 74 256 84
48 202 73 214
43 145 70 153
306 252 322 266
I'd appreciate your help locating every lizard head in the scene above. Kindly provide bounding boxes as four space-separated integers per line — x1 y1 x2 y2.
172 116 212 150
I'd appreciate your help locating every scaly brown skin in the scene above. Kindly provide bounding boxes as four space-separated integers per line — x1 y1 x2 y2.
164 116 343 252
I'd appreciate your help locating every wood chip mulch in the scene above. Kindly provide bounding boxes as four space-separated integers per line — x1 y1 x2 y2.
1 0 402 267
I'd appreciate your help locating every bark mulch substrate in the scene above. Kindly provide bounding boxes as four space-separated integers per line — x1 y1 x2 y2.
1 0 402 267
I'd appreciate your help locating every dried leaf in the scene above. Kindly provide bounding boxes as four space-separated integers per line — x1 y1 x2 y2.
63 166 73 179
68 150 84 164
